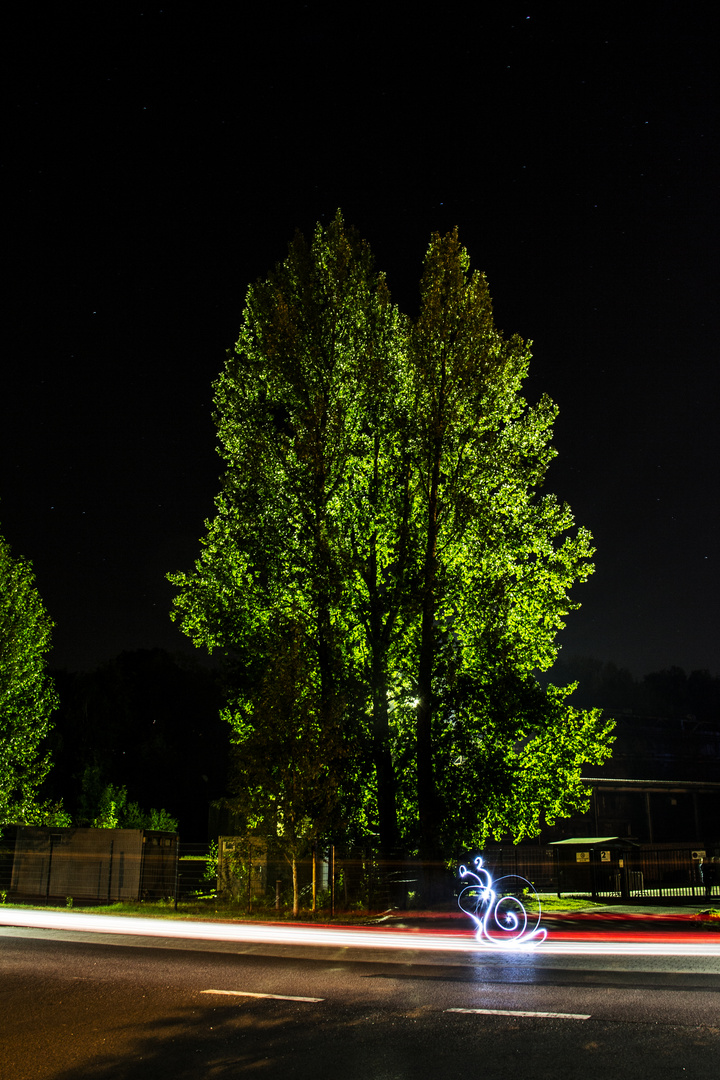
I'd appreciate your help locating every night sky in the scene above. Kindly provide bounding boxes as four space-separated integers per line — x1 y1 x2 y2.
4 4 718 679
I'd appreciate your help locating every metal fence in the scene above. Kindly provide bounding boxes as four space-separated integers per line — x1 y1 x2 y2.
176 843 213 898
0 826 177 903
598 847 718 900
1 833 718 906
480 845 719 900
0 830 14 897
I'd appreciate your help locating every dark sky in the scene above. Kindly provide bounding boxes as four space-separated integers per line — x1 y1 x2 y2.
3 3 718 678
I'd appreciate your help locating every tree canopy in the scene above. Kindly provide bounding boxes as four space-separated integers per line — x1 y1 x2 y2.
168 212 614 868
0 527 58 824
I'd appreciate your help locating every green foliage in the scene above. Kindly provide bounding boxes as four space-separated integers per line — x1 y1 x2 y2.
432 680 616 851
169 212 394 660
18 800 73 827
203 839 219 882
145 806 181 831
0 527 58 824
93 779 123 829
169 212 387 861
77 765 179 831
168 215 614 866
402 228 613 861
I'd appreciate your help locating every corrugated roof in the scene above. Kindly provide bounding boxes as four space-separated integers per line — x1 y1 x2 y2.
548 837 621 845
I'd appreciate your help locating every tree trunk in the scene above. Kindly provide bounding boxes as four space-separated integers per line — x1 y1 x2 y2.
292 854 299 916
416 555 439 876
365 430 406 861
416 372 445 897
371 641 399 857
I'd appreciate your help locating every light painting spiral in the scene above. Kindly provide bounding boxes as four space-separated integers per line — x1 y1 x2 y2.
458 856 547 947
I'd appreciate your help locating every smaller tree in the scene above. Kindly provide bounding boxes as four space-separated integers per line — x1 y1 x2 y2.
0 529 58 824
224 617 348 915
76 764 179 831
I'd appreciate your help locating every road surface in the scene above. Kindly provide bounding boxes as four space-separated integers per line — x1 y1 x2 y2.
1 913 718 1079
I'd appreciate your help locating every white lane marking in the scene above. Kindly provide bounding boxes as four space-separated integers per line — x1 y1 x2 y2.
202 989 323 1003
446 1008 590 1020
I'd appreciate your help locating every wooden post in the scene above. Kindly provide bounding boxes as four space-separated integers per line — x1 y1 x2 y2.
330 845 335 916
312 843 317 913
247 845 251 913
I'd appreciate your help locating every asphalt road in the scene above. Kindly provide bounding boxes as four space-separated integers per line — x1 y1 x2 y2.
1 923 718 1080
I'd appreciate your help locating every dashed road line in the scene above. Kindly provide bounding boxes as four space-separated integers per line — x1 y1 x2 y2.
202 989 324 1003
446 1008 590 1020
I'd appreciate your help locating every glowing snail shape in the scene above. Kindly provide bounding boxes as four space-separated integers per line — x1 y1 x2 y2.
458 856 547 947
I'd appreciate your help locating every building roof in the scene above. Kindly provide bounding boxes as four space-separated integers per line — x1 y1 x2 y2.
548 836 640 847
549 836 621 845
582 777 720 789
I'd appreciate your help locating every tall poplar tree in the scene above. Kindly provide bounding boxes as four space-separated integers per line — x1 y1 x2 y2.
169 217 613 881
168 213 404 850
405 230 613 868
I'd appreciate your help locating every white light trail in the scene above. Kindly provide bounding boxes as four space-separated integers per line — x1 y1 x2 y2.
2 908 720 958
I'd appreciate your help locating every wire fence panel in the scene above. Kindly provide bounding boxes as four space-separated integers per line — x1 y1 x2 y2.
177 843 213 898
1 832 717 906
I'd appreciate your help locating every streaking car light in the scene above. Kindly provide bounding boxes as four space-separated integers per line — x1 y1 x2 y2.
2 908 720 957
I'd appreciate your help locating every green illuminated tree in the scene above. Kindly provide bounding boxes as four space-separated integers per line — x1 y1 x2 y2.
403 229 613 867
0 529 58 824
169 217 613 882
168 211 406 855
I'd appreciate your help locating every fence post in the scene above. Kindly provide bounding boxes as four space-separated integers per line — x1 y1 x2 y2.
312 843 317 913
330 845 335 917
107 837 114 902
173 838 180 910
